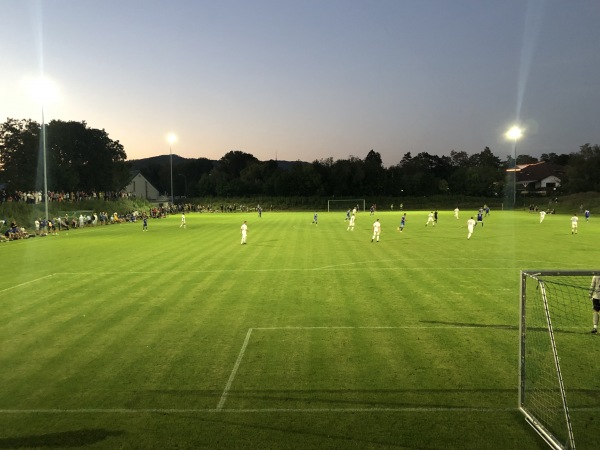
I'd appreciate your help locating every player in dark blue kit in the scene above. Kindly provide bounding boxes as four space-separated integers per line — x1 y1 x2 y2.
476 211 484 227
399 213 406 232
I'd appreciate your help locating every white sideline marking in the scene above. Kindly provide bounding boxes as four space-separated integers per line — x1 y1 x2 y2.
59 267 522 274
0 406 520 414
0 274 54 294
253 326 514 330
217 328 253 410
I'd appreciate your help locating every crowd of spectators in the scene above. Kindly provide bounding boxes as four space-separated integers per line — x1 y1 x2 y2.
0 190 136 204
1 220 29 241
0 205 174 243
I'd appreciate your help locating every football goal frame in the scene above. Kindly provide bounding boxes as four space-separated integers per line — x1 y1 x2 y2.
327 199 365 213
519 270 600 450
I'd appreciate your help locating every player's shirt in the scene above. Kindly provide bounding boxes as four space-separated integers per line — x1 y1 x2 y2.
571 216 578 226
400 216 406 227
590 276 600 300
314 213 318 222
372 221 381 233
477 213 483 222
241 223 248 235
349 215 355 226
467 218 476 229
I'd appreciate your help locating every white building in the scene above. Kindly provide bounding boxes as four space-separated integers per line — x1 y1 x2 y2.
123 171 160 200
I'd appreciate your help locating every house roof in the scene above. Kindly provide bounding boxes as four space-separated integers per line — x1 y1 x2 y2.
514 161 565 183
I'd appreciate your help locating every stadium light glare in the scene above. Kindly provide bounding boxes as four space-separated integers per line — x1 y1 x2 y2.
506 126 523 141
506 126 524 207
25 75 59 222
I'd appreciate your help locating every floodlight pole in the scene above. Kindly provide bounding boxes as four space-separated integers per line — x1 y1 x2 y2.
42 107 49 221
513 138 518 208
170 145 174 206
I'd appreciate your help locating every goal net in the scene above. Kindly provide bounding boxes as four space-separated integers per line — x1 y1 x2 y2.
520 270 600 450
327 199 365 213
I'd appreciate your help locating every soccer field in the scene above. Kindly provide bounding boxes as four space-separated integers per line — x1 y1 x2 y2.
1 210 598 449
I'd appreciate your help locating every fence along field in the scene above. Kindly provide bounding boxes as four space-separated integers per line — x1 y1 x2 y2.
0 210 598 449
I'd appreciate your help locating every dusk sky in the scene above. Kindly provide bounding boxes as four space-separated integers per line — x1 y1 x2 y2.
2 0 599 167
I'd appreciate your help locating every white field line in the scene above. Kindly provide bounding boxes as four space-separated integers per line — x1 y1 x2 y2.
57 267 522 274
0 324 594 415
0 274 54 294
0 407 521 414
253 326 517 330
217 328 253 410
2 407 597 414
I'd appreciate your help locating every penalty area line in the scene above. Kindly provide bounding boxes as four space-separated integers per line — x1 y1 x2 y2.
217 328 253 410
0 274 55 294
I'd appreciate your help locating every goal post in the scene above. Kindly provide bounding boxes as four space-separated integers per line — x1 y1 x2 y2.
520 270 600 450
327 199 366 213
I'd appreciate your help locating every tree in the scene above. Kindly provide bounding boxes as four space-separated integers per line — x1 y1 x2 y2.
516 154 538 165
470 147 502 169
363 149 384 195
564 144 600 193
216 150 259 178
541 152 570 166
450 150 469 168
0 118 40 191
46 121 129 191
0 118 128 193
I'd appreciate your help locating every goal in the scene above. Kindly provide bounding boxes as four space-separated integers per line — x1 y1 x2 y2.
520 270 600 450
327 199 365 213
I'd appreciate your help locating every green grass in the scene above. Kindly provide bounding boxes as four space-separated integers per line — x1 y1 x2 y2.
0 210 598 449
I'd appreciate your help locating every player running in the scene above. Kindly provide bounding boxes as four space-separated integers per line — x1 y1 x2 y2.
347 213 356 231
399 213 406 232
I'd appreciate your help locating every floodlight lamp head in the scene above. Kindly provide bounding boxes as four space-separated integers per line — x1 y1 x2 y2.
506 126 523 141
24 75 59 104
167 133 177 145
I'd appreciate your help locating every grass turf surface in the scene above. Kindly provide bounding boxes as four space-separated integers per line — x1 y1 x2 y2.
0 209 598 449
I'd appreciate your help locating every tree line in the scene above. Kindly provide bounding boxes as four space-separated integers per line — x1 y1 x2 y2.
146 146 599 200
2 118 600 200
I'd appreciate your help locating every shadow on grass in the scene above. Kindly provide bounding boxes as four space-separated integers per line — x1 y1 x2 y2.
224 388 516 410
420 320 582 334
419 320 518 330
194 415 414 449
0 429 125 448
